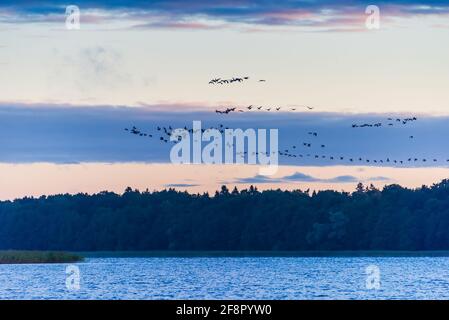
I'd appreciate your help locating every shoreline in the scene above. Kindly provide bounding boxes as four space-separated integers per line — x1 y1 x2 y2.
79 250 449 258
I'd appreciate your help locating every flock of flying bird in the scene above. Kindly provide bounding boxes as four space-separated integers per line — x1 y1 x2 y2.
209 76 266 85
215 105 313 114
123 76 446 167
125 124 232 144
124 118 439 166
277 127 447 164
351 117 418 129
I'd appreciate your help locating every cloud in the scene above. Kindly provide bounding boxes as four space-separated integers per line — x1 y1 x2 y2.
1 1 449 31
282 172 326 182
364 176 391 182
164 183 199 187
233 172 391 184
327 175 359 183
133 21 225 30
82 47 117 76
1 102 449 167
233 175 283 184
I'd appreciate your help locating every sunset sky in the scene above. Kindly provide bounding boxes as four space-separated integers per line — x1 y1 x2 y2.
1 0 449 199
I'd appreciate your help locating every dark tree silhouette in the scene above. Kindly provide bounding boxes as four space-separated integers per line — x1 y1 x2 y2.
2 180 449 251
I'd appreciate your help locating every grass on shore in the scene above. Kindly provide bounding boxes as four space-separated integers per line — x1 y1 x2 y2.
0 251 84 264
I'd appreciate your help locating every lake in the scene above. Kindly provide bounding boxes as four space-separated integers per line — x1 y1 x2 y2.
1 256 449 299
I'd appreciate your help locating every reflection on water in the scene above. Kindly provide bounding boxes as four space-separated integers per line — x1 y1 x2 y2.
0 257 449 299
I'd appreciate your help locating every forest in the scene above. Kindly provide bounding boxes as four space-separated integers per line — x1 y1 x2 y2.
1 180 449 251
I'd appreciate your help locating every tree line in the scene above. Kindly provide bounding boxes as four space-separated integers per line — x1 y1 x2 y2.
1 180 449 251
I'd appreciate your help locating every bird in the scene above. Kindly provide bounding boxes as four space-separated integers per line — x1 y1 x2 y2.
208 78 221 84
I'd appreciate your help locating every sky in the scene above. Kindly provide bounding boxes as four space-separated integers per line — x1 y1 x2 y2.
1 0 449 199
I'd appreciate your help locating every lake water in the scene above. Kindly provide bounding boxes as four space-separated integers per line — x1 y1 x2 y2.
1 256 449 299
